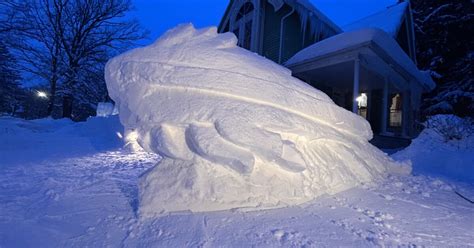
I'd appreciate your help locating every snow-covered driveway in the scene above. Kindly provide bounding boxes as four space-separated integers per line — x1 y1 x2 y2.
0 117 473 247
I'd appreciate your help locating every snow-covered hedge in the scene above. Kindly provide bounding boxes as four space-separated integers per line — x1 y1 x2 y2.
394 115 474 182
425 115 473 143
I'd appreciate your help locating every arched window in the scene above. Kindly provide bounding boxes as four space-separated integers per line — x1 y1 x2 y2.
233 2 254 50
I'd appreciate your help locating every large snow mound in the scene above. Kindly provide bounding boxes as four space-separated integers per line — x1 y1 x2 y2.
105 24 408 217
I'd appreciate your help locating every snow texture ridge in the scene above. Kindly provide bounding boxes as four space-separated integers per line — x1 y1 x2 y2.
105 24 409 217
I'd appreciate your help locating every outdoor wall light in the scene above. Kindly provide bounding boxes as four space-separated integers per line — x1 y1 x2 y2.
356 93 367 108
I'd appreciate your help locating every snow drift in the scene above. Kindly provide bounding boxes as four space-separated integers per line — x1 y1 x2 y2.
393 115 474 182
105 24 408 217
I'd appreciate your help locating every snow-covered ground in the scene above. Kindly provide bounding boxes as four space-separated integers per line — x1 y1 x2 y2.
1 116 473 247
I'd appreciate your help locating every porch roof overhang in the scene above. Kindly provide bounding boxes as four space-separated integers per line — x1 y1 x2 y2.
285 28 435 93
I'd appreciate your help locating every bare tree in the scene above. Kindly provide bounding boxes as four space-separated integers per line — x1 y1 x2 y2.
0 1 29 35
8 0 147 119
55 0 147 119
0 41 22 116
4 0 64 116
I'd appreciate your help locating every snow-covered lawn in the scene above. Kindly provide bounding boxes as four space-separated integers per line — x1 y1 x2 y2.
0 116 473 247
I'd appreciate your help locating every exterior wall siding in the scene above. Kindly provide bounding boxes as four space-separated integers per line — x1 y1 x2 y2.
281 12 304 63
396 19 411 59
262 2 289 63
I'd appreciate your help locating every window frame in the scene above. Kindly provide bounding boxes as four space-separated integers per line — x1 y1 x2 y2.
231 1 256 51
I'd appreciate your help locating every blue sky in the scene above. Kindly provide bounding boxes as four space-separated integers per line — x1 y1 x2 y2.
131 0 398 44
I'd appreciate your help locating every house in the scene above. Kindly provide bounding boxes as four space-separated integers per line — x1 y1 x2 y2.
218 0 435 148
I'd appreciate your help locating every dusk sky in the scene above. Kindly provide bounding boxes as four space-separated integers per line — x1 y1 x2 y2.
132 0 398 44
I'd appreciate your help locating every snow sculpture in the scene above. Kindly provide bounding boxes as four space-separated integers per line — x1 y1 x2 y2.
105 24 409 217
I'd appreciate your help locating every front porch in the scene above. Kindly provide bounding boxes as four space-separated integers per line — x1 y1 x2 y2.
285 29 435 146
290 55 415 139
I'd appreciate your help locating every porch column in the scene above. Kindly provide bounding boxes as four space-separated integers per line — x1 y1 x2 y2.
381 78 388 134
352 58 360 113
402 90 410 137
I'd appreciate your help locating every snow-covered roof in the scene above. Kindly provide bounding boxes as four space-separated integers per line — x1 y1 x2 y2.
343 2 409 38
285 28 435 91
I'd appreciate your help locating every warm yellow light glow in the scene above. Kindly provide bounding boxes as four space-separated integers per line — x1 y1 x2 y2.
124 129 143 152
356 93 367 108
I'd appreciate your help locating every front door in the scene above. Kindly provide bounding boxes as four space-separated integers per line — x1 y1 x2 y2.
370 89 383 133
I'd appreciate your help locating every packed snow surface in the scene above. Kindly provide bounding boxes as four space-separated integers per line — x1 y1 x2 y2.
105 24 408 217
1 116 473 247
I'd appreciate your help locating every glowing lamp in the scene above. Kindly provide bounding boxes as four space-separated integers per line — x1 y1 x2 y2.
37 91 48 99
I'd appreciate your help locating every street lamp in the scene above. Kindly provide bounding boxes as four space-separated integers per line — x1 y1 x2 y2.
37 91 48 99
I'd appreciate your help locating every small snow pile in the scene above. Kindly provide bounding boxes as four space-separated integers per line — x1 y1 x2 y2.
96 102 118 117
105 24 408 217
393 115 474 182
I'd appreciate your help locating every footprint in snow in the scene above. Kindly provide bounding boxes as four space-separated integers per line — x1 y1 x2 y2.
271 229 313 246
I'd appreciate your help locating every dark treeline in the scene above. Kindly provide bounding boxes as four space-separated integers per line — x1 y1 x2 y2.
0 0 147 121
411 0 474 118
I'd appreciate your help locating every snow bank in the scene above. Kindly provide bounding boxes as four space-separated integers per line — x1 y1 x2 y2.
0 116 123 165
105 24 408 217
393 115 474 182
96 102 118 117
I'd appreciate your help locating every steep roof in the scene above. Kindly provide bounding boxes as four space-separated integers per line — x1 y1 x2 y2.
342 2 409 38
285 28 435 91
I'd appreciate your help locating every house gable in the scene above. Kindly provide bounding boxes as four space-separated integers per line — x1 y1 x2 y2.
218 0 341 64
218 0 262 52
343 2 417 63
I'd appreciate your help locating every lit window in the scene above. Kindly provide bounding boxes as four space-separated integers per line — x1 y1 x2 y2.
356 93 368 119
389 94 402 127
356 93 367 108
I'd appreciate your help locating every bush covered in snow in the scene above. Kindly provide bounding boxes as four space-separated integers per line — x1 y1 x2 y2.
394 115 474 182
425 115 473 143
